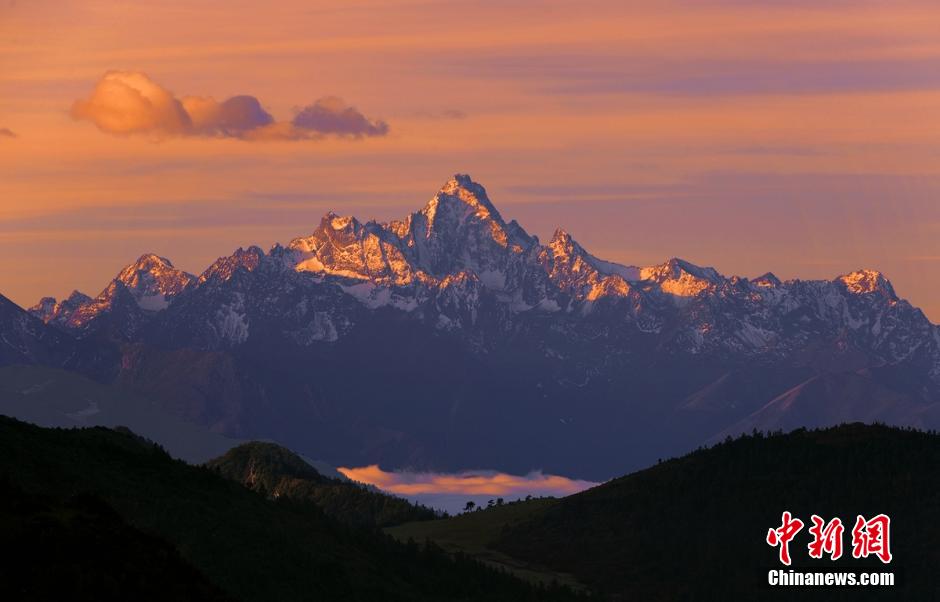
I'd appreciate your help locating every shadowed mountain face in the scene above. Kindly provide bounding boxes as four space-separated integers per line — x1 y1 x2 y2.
14 175 940 479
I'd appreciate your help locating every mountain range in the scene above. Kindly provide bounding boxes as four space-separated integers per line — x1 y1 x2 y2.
5 174 940 479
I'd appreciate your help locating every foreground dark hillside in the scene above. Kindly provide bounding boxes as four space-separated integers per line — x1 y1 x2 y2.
207 442 438 527
0 417 579 602
0 478 233 602
495 424 940 601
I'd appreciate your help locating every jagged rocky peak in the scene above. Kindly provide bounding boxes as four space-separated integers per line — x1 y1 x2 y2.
29 290 93 325
117 254 194 295
640 258 724 297
837 269 896 298
199 246 265 284
29 297 57 321
320 212 364 237
285 174 538 284
107 253 195 311
545 229 596 274
547 228 639 278
64 289 93 305
548 228 580 257
288 213 367 255
424 174 502 224
541 229 595 285
538 229 640 302
753 272 782 288
413 174 533 251
287 211 410 283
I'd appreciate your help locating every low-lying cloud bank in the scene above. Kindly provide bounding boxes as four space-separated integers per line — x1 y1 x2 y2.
337 465 598 497
71 71 388 140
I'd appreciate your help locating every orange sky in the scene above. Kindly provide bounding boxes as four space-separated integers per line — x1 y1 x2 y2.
2 1 940 319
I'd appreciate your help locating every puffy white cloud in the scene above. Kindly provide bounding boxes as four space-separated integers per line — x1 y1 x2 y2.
71 71 387 141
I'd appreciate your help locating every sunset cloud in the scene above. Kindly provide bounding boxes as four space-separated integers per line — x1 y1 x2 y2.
71 71 192 136
183 94 274 136
70 71 387 141
337 465 598 497
292 97 389 137
0 128 17 139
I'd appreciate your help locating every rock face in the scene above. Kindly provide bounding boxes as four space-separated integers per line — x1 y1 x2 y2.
17 174 940 479
0 293 77 368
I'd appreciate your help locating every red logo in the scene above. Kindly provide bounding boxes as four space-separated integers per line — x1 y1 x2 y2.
767 512 891 565
807 515 844 561
851 514 892 564
766 511 804 566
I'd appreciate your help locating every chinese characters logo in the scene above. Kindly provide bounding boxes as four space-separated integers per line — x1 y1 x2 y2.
766 511 891 565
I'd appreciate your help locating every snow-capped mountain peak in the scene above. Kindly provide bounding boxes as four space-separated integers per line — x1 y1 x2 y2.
113 253 195 310
838 269 896 298
753 272 782 288
29 297 57 322
640 258 723 298
285 174 538 286
28 290 93 326
542 228 640 297
199 246 265 284
429 174 502 224
412 174 533 254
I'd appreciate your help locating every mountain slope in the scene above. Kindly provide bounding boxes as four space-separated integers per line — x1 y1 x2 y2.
0 293 77 368
392 424 940 600
0 417 580 602
0 479 234 602
207 442 438 527
492 423 940 600
710 370 940 442
0 365 240 463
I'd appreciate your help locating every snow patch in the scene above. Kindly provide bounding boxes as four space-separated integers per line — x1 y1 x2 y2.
290 312 339 344
136 293 169 311
477 269 507 290
589 257 640 281
340 282 418 311
735 322 775 349
213 295 249 345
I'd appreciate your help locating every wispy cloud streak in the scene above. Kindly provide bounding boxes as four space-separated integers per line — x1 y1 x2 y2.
337 465 598 497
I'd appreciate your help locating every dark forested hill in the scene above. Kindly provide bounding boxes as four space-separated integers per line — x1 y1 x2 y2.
0 478 234 602
207 441 438 527
493 423 940 601
0 416 579 602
